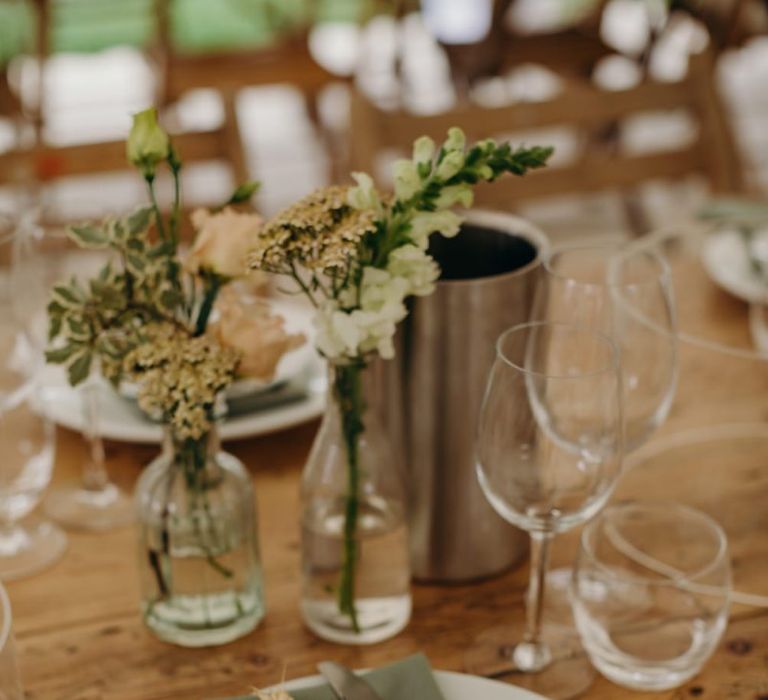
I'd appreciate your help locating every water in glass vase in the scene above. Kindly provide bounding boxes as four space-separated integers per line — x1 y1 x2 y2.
140 523 264 647
301 494 411 645
137 441 265 648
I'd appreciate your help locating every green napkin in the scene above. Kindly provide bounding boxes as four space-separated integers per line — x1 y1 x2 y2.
231 654 445 700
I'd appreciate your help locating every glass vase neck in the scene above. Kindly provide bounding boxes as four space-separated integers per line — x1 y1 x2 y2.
162 427 220 461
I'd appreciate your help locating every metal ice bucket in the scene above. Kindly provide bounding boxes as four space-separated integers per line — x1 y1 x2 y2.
370 210 549 582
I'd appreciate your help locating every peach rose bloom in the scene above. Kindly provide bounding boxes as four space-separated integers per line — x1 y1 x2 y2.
212 292 305 381
186 207 263 279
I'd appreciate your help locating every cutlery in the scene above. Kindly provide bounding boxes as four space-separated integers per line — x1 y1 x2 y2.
317 661 383 700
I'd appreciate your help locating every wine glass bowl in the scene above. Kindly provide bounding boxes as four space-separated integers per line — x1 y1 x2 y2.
0 218 67 579
536 244 677 451
476 322 623 535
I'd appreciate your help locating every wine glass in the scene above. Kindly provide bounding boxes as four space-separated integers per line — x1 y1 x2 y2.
532 243 678 602
0 214 67 579
465 322 623 699
15 219 133 531
0 581 23 698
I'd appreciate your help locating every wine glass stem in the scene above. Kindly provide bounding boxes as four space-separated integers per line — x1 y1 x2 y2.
526 530 552 644
81 381 108 492
513 530 554 673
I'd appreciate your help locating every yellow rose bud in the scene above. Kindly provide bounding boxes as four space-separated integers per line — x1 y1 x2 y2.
126 108 170 177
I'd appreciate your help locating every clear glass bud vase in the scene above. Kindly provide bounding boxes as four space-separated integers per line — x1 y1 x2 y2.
301 363 411 645
135 426 265 647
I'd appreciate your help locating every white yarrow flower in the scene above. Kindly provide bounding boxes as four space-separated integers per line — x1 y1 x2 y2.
387 245 439 296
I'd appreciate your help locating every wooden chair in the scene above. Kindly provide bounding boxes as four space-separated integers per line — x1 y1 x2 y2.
0 0 351 205
348 47 744 224
0 0 244 199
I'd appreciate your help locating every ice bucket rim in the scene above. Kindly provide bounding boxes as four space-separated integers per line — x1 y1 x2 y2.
436 209 549 287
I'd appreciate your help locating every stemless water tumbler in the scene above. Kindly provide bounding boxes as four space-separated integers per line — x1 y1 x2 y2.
571 501 731 691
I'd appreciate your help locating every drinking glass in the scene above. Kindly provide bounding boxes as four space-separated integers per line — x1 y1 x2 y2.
15 219 133 531
534 243 677 451
0 216 67 579
0 582 23 699
571 501 730 691
533 244 678 602
466 322 623 699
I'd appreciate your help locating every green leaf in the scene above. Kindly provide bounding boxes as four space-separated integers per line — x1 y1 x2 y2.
67 351 92 386
147 240 175 259
52 284 82 308
68 224 109 248
66 316 90 340
110 219 127 242
126 253 146 274
226 180 260 206
126 207 153 235
90 279 125 310
45 342 81 364
125 237 145 253
48 314 62 341
158 288 183 313
97 262 114 282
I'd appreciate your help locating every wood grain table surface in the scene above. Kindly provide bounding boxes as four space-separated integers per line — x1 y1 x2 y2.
7 257 768 700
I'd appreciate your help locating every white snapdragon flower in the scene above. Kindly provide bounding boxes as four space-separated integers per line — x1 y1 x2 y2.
392 159 422 201
317 268 410 360
412 136 436 165
359 267 409 314
435 184 474 209
353 309 400 359
409 210 463 248
435 150 464 181
315 302 363 360
444 127 466 152
387 245 439 296
347 171 381 212
356 267 409 359
476 164 494 180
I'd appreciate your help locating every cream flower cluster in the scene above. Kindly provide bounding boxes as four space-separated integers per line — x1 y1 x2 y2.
312 134 468 363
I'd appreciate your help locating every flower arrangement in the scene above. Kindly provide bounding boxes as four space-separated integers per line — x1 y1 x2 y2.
46 108 302 436
248 128 552 631
45 109 302 624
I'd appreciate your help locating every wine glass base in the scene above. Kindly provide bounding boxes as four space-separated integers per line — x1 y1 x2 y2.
0 519 68 580
465 623 596 700
45 483 134 531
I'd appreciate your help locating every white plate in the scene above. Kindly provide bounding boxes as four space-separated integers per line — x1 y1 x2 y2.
39 357 326 444
701 229 768 304
270 670 548 700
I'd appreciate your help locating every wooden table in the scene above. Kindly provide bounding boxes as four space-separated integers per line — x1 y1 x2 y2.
8 257 768 699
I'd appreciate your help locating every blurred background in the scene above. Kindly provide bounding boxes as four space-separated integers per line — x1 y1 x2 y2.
0 0 766 242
